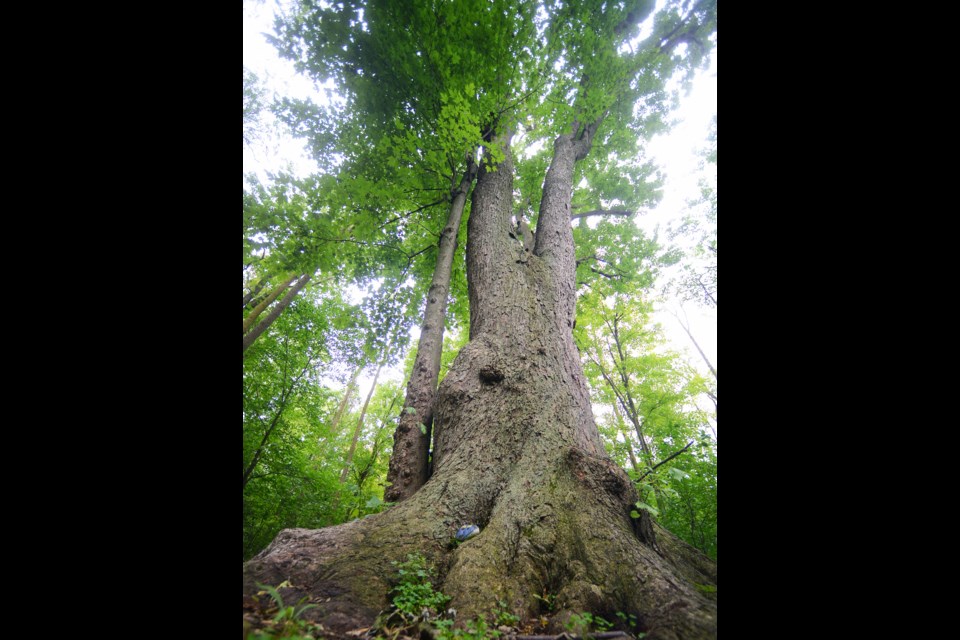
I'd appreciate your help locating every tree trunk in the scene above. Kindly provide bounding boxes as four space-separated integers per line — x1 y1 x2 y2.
339 360 384 483
385 162 476 503
613 402 641 475
243 273 296 334
330 364 363 435
675 313 717 382
243 137 716 638
242 274 311 354
243 277 268 309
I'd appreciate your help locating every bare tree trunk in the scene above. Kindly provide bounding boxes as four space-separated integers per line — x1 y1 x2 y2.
243 274 311 354
243 274 296 334
675 312 717 381
385 161 476 502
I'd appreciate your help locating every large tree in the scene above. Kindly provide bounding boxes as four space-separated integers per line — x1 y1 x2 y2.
244 0 717 636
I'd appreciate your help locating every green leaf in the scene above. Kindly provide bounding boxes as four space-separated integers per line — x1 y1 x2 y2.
634 501 659 517
667 467 688 481
405 406 417 415
419 424 427 435
365 495 382 508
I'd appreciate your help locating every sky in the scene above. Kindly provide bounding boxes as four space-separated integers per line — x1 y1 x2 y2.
243 0 717 401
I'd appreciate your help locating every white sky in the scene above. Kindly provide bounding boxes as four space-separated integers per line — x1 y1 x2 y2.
244 0 716 400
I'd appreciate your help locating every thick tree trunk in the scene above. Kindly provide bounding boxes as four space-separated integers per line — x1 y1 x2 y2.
243 273 296 334
385 163 476 503
243 137 716 638
242 274 311 354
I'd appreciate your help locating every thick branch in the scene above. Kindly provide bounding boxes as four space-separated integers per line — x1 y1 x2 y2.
570 209 633 221
590 267 618 280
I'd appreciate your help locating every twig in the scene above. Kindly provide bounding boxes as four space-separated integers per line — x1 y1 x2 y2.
636 441 695 481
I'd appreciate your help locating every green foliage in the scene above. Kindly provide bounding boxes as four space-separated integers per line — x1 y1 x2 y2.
578 289 716 559
244 66 267 148
250 582 321 639
565 612 613 635
532 592 557 611
493 601 520 626
615 611 639 631
390 553 450 619
434 616 500 640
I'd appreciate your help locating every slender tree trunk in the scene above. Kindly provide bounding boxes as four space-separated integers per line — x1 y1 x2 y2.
613 402 640 474
242 360 310 490
243 273 296 334
243 274 311 354
330 364 363 434
676 313 717 381
244 134 716 639
243 277 268 309
385 162 476 502
339 360 384 483
355 395 401 497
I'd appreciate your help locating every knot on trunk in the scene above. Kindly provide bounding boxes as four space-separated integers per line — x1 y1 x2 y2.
479 365 505 384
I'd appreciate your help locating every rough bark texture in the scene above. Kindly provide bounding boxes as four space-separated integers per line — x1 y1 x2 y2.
385 163 476 503
243 274 311 354
243 137 716 638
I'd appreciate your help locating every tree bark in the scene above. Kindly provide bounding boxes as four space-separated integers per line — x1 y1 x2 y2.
243 273 296 334
242 274 311 354
244 137 716 638
243 277 268 309
385 161 477 503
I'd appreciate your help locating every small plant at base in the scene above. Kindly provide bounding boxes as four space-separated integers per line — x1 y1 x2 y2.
251 582 320 639
435 616 500 640
390 553 451 620
565 612 613 636
532 593 557 611
614 611 642 635
493 600 520 627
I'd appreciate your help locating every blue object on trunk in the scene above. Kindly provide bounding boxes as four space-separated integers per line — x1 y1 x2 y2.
455 524 480 541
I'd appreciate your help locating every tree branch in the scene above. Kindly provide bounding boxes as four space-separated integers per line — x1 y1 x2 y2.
569 209 633 221
636 441 695 482
590 266 618 280
378 197 448 230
